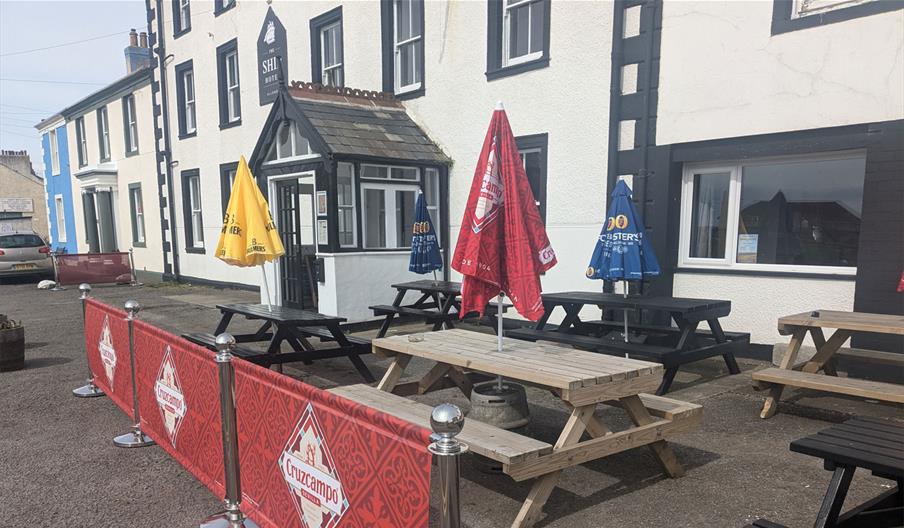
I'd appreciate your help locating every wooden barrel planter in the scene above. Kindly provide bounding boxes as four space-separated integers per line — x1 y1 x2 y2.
0 322 25 372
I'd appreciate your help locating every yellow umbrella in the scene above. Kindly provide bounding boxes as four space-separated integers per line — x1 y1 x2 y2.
215 156 285 310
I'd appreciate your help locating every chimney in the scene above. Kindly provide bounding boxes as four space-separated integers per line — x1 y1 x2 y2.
139 31 148 48
124 28 151 74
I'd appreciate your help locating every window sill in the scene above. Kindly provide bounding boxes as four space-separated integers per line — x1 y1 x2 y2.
394 87 425 101
184 246 205 255
132 242 146 248
99 157 111 163
486 56 549 82
214 3 236 17
173 27 191 40
675 266 856 281
125 149 139 158
178 131 197 140
219 119 242 130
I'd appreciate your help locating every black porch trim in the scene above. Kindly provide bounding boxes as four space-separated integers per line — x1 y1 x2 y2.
172 273 260 292
675 267 856 281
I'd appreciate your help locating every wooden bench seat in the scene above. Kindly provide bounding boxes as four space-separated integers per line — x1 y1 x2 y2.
295 326 371 346
773 343 904 370
508 327 677 358
752 367 904 403
370 304 450 321
181 332 262 361
328 383 552 465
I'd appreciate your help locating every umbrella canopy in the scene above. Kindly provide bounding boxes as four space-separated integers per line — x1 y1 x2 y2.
409 192 443 274
215 156 285 267
452 105 556 321
586 179 659 281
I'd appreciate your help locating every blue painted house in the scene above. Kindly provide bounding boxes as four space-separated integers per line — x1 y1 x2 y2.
36 114 77 253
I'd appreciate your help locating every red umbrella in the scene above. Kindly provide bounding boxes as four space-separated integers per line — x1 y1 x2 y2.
453 102 557 327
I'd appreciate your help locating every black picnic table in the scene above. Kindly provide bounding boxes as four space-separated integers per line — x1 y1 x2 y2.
183 303 374 382
370 280 509 338
507 291 748 394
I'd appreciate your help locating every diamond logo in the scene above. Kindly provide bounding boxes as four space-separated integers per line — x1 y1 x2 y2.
98 314 117 388
280 403 348 528
154 346 186 447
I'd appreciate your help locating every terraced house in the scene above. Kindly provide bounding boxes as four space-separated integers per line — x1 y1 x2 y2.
140 0 902 349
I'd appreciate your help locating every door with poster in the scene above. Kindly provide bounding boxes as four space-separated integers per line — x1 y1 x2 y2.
274 175 318 310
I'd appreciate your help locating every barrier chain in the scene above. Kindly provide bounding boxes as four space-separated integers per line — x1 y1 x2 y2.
113 300 155 448
72 283 104 398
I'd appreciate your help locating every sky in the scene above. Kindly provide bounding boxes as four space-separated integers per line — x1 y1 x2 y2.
0 0 147 173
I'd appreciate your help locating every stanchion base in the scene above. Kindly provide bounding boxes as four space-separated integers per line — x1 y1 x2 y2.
72 384 105 398
113 431 155 448
199 512 260 528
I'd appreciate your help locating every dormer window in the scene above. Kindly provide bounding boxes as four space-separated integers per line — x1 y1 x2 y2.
265 121 315 162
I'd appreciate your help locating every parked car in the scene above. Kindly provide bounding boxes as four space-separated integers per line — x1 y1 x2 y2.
0 232 54 280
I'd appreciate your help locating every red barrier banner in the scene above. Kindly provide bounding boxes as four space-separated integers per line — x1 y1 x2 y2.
57 252 132 286
132 319 225 499
232 360 433 528
83 299 132 414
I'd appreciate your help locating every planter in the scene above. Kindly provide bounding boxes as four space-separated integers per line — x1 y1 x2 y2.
0 326 25 372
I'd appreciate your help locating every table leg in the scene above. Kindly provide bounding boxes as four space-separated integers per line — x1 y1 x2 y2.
534 302 555 331
620 395 684 477
435 293 457 331
377 289 408 338
557 303 583 332
213 311 234 335
655 367 679 395
761 328 807 419
417 363 452 394
708 318 741 375
802 329 851 375
447 367 473 398
377 354 412 392
808 329 839 377
815 466 855 528
513 405 595 528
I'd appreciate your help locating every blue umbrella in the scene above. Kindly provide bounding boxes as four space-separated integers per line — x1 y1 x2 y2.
586 179 660 345
409 192 443 276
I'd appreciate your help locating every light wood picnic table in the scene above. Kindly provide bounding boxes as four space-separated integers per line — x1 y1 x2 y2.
364 329 702 527
754 310 904 419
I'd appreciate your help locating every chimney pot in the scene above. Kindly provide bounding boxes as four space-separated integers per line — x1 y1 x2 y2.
129 28 138 47
139 32 148 48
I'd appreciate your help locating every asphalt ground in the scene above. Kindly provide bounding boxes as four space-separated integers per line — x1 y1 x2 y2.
0 278 901 527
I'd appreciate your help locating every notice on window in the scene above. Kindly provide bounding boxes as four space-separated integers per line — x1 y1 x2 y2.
318 220 328 245
737 234 758 263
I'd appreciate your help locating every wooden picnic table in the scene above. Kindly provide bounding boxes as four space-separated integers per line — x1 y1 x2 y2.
335 329 702 528
753 310 904 419
185 303 374 382
508 291 747 394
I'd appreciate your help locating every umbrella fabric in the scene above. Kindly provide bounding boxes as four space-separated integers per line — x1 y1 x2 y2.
452 107 556 321
409 192 443 274
586 179 660 281
215 156 285 267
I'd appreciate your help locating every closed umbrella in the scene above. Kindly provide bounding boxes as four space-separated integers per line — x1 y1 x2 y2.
586 179 660 349
453 102 557 390
408 191 443 278
215 156 285 311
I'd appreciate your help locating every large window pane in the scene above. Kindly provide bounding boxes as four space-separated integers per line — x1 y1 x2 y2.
689 172 730 259
529 0 544 53
364 188 386 248
396 0 411 41
395 190 416 247
737 157 865 266
510 3 530 58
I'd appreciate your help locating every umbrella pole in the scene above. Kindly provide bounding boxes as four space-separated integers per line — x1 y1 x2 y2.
623 280 629 357
261 264 272 312
496 292 504 392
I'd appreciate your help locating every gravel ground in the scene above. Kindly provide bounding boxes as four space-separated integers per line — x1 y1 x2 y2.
0 278 900 527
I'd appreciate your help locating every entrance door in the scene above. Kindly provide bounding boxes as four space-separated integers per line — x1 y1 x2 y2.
275 178 318 310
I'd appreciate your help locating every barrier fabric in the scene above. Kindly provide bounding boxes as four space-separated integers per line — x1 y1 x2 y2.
83 299 133 415
57 252 132 286
232 359 433 528
132 319 226 500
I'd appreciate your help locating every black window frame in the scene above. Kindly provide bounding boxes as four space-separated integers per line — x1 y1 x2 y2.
220 160 238 217
172 0 191 38
122 94 139 156
380 0 426 100
128 182 146 247
181 168 205 253
216 38 242 129
515 133 548 223
174 59 197 139
75 116 87 168
96 106 111 162
771 0 903 35
486 0 551 81
310 6 344 87
213 0 236 17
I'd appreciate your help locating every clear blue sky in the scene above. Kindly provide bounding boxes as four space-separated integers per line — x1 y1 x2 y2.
0 0 147 172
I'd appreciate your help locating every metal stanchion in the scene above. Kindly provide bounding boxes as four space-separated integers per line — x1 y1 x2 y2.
429 403 467 528
50 252 65 291
72 283 104 398
200 333 259 528
128 248 143 287
113 300 155 448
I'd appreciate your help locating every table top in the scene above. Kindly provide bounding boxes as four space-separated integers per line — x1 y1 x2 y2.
790 417 903 478
391 279 461 295
541 291 731 314
778 310 904 336
372 329 662 392
216 303 347 325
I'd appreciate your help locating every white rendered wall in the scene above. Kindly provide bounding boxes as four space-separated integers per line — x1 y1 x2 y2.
656 1 904 145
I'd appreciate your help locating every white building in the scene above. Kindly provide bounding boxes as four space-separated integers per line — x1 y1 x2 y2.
142 0 903 348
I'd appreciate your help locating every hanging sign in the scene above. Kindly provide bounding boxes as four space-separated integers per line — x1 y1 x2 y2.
258 6 287 106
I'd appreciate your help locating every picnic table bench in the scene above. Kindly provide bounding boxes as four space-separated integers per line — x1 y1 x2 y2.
348 329 702 528
508 291 747 394
753 310 904 418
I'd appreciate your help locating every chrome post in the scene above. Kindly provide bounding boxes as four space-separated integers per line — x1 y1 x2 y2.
72 284 104 398
50 252 65 291
128 248 142 287
113 300 155 448
428 404 467 528
199 333 259 528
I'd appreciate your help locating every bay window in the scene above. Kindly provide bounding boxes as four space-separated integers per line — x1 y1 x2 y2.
337 162 356 248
